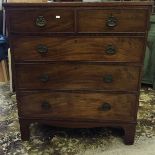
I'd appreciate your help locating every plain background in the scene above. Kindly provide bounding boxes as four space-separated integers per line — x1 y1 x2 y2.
0 0 3 10
0 0 4 34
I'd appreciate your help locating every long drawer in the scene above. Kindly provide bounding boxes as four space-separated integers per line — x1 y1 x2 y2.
15 63 140 91
12 36 145 62
18 91 136 121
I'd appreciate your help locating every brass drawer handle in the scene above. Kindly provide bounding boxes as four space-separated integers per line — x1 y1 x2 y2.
103 74 113 83
39 74 49 82
100 103 111 111
35 16 46 27
106 15 117 28
105 45 116 55
36 45 48 55
41 101 51 110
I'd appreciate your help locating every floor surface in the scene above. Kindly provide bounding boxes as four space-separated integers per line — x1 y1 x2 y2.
0 84 155 155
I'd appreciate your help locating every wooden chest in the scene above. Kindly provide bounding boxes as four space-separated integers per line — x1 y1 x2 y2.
3 1 152 145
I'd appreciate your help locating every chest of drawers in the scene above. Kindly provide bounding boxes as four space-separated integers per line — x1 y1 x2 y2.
3 1 152 145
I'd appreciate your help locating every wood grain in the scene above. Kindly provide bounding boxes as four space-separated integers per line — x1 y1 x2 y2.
12 36 145 62
3 2 152 144
78 9 148 33
3 2 153 7
18 91 136 121
8 9 74 33
16 63 140 91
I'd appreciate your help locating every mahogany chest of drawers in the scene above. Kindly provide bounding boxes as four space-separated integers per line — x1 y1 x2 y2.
3 1 152 145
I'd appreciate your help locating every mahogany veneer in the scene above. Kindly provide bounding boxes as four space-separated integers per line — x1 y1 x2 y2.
3 1 152 145
16 63 140 91
12 36 145 62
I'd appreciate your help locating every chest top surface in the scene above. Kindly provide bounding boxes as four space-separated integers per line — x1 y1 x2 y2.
3 1 153 7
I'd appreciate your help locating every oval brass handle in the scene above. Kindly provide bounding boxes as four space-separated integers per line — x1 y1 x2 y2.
100 103 111 111
35 16 46 27
36 45 48 55
103 74 113 83
105 45 116 55
106 16 117 28
39 74 49 82
41 101 51 110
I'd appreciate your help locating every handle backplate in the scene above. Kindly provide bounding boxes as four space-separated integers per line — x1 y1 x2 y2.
35 16 46 27
105 45 116 55
100 102 111 111
36 44 48 55
106 15 117 28
39 74 49 83
41 101 51 110
103 74 113 83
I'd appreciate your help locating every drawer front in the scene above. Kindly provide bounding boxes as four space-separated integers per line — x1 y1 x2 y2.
78 9 147 33
8 9 74 33
16 63 140 91
18 92 136 121
12 36 145 62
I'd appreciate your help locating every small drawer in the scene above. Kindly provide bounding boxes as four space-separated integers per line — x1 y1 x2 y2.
8 9 74 33
12 36 145 63
16 63 140 91
78 9 147 33
18 92 136 122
